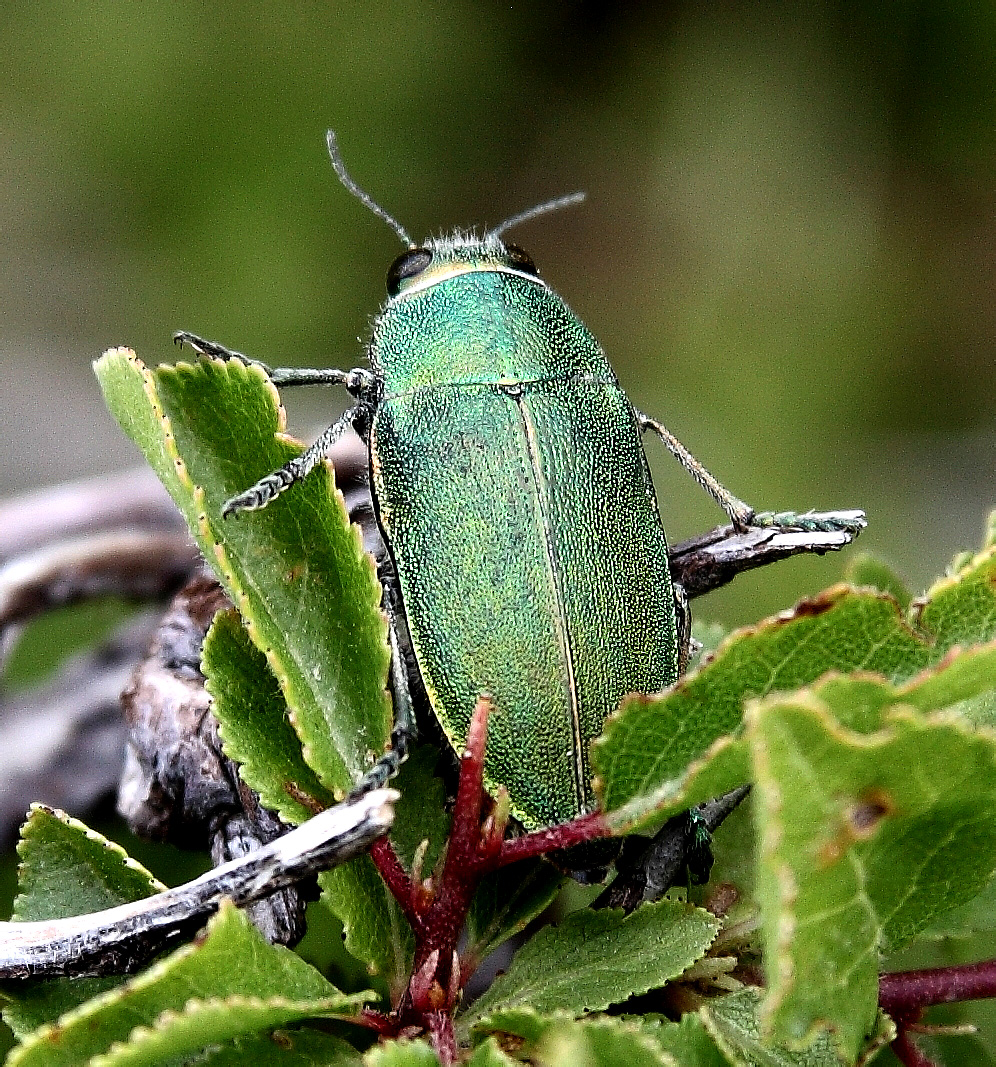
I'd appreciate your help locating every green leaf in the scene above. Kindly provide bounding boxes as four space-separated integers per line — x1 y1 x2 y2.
8 901 368 1067
598 540 996 833
919 870 996 939
388 744 452 874
464 861 565 969
9 806 165 920
751 669 996 1059
532 1016 677 1067
205 607 337 825
466 1037 521 1067
89 996 365 1067
318 745 453 998
697 789 757 907
364 1038 441 1066
471 1010 684 1067
467 1005 566 1047
320 856 414 1001
94 348 392 796
690 621 729 668
637 1014 728 1067
1 806 164 1038
844 551 911 612
701 989 866 1066
911 1030 996 1067
169 1028 362 1065
463 900 720 1033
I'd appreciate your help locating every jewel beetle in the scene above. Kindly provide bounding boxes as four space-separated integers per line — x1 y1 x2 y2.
175 131 860 836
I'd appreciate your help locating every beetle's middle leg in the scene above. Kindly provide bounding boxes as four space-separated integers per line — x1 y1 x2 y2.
673 581 694 677
222 406 366 516
636 410 865 536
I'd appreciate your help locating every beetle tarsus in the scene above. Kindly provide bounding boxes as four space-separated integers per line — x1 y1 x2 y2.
752 509 868 536
173 330 264 368
222 465 300 516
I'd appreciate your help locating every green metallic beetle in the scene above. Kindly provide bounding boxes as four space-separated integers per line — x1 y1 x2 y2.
176 132 860 834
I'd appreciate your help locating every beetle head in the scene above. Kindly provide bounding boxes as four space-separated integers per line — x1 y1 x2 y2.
326 130 585 300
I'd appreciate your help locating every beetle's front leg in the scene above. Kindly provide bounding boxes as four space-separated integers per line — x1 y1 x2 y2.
636 410 866 536
173 331 375 393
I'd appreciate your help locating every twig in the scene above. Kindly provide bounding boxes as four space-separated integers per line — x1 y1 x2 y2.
0 468 184 565
0 788 396 979
0 530 197 635
669 512 866 599
880 959 996 1015
0 614 159 849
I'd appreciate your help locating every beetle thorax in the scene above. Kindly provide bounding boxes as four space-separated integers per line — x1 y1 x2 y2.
369 233 615 396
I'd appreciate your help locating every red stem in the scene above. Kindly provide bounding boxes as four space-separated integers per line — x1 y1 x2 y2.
372 696 621 1040
880 959 996 1015
358 1008 395 1035
496 811 611 866
370 837 421 931
447 697 490 863
426 1009 458 1065
891 1028 938 1067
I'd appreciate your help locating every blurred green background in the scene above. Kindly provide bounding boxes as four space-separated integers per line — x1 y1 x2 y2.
2 1 995 621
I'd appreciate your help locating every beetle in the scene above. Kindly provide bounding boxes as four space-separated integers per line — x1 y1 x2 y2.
175 131 860 837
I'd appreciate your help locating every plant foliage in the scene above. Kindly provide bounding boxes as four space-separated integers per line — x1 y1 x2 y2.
3 348 993 1064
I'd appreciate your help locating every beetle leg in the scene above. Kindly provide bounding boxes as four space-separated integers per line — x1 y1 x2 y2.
173 332 375 396
673 581 694 677
637 411 867 536
350 580 418 796
222 406 362 516
635 410 755 530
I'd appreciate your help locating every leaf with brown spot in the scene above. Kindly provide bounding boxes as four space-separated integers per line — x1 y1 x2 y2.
597 531 996 833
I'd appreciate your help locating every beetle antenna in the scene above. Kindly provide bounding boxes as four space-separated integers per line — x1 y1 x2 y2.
326 130 414 248
491 191 586 238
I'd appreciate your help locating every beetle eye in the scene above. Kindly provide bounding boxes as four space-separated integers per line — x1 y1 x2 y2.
387 248 433 295
503 243 538 275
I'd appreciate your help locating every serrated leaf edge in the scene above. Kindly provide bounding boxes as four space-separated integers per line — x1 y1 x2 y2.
99 349 392 795
463 901 722 1030
88 991 371 1067
468 1005 578 1043
178 358 391 794
599 568 996 833
13 805 165 920
556 1015 680 1066
203 608 335 825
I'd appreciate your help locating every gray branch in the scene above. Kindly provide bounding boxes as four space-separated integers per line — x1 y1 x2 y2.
0 788 396 979
668 510 866 600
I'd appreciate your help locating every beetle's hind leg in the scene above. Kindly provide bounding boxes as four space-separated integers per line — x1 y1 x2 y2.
673 581 696 677
173 331 374 391
349 580 418 797
636 410 866 536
